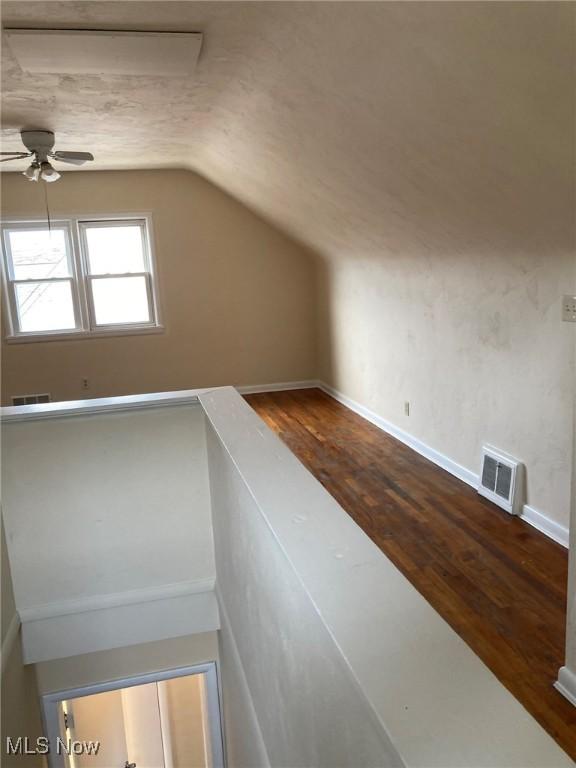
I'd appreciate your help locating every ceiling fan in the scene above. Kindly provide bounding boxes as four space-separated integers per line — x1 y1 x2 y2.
0 130 94 182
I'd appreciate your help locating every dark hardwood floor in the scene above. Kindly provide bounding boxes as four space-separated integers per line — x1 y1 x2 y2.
245 388 575 760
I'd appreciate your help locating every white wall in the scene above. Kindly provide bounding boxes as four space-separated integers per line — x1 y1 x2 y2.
318 251 575 532
22 591 219 665
557 367 576 703
1 404 213 618
35 632 219 695
311 2 576 534
569 388 576 671
216 603 269 768
207 426 401 767
201 386 572 767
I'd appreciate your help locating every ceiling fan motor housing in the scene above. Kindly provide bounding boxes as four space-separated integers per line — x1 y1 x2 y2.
21 130 55 161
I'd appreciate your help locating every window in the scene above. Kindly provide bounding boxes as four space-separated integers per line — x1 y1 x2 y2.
1 216 161 341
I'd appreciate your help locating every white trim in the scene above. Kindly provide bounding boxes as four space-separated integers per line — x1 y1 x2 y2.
0 382 320 422
157 681 175 768
318 381 569 548
1 612 21 672
42 662 225 768
0 386 217 422
199 672 213 768
0 220 80 338
521 505 570 548
1 214 163 343
0 211 158 224
555 666 576 708
4 323 165 344
236 379 320 395
22 591 219 664
19 578 215 622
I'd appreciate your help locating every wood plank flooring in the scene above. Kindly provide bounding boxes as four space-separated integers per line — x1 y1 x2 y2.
245 388 576 760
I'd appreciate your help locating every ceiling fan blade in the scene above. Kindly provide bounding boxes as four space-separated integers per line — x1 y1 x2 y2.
50 151 94 165
0 153 31 162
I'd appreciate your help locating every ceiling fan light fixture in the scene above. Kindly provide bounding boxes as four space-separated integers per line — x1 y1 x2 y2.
9 130 94 179
22 162 40 182
40 161 61 183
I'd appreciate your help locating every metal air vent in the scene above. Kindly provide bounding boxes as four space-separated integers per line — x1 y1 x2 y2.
478 446 523 515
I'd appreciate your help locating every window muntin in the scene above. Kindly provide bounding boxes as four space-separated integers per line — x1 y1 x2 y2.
1 217 160 340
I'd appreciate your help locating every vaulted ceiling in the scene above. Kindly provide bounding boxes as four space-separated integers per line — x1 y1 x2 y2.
2 1 574 258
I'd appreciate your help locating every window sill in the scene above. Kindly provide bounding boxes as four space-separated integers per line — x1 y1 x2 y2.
4 325 165 344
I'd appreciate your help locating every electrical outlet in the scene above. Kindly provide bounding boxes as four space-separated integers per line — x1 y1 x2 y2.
81 378 89 390
562 295 576 322
404 401 410 416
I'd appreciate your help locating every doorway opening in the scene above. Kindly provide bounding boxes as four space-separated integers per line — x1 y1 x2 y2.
41 663 225 768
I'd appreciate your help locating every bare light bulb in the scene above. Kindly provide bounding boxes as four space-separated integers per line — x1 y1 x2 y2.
22 163 40 182
40 161 61 183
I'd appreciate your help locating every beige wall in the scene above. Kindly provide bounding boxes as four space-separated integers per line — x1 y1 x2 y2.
163 674 208 768
1 520 44 768
318 245 575 529
0 169 317 404
71 690 128 768
121 683 164 768
2 517 16 640
1 640 46 768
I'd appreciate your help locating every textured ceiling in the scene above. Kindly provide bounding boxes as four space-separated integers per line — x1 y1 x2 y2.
2 1 574 258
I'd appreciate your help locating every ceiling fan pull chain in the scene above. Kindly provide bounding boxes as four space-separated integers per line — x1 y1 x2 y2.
44 180 51 234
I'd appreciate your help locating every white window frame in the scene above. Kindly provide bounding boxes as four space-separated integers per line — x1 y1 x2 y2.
1 214 163 343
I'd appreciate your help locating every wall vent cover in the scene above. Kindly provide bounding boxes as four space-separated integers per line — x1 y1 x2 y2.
478 446 523 515
11 393 51 406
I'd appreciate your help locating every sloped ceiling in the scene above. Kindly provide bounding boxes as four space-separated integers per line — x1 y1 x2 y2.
2 1 574 258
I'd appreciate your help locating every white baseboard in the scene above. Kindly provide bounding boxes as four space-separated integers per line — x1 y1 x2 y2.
520 505 569 548
319 382 478 488
1 612 21 672
318 381 569 549
19 577 215 623
555 666 576 707
236 380 320 395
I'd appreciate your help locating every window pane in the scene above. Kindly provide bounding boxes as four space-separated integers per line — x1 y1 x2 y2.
91 276 151 325
85 224 146 274
8 229 71 280
15 281 76 332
